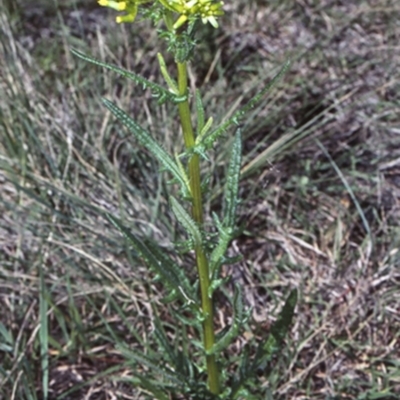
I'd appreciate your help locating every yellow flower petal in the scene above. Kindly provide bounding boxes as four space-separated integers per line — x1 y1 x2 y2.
173 14 189 29
202 15 218 28
98 0 127 11
116 13 137 23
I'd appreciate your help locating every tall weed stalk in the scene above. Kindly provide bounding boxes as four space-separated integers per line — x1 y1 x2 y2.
72 1 297 398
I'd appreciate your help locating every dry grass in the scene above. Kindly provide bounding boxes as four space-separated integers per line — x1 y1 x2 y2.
1 0 399 399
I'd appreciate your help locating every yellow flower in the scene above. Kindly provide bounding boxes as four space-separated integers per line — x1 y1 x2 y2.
98 0 142 23
98 0 224 27
198 0 224 28
159 0 224 29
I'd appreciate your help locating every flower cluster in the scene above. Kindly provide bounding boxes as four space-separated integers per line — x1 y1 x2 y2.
159 0 224 28
98 0 224 28
98 0 151 23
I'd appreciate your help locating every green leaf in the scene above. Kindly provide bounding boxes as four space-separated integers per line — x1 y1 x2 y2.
106 295 147 347
130 375 170 400
223 128 242 228
230 289 297 398
153 314 179 368
102 98 191 198
0 322 13 350
170 196 202 247
107 214 197 306
175 238 195 254
233 388 260 400
119 345 185 386
209 129 242 274
208 275 230 298
204 60 290 149
142 236 196 304
174 153 191 194
152 314 195 381
236 345 252 389
209 213 233 276
160 288 180 303
253 288 297 371
206 285 242 355
71 48 186 105
357 390 398 400
171 308 203 328
199 116 213 139
269 288 297 344
157 52 179 94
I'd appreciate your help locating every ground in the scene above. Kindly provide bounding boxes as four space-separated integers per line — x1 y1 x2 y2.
0 0 399 399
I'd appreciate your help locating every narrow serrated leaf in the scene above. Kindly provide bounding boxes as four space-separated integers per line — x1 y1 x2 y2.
234 284 244 323
107 214 191 303
170 196 202 247
71 48 182 105
208 276 230 298
102 98 190 197
142 237 196 305
175 154 191 191
238 345 251 382
153 314 178 367
223 128 242 228
209 214 232 275
119 346 184 386
206 285 242 355
199 117 213 139
171 309 203 327
204 61 290 149
270 288 297 345
209 130 241 274
160 289 179 304
153 314 195 381
253 288 297 371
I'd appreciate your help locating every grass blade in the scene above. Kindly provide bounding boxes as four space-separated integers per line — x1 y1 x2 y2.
39 263 49 400
316 139 371 238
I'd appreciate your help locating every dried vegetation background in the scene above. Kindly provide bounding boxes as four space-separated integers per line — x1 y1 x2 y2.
1 0 399 399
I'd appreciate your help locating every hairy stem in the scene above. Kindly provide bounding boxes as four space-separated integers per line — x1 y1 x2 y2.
176 61 220 395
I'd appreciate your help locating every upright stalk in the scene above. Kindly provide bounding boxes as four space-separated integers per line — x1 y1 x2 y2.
176 61 220 395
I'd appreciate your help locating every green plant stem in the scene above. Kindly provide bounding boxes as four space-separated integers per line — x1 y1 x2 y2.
176 61 220 395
